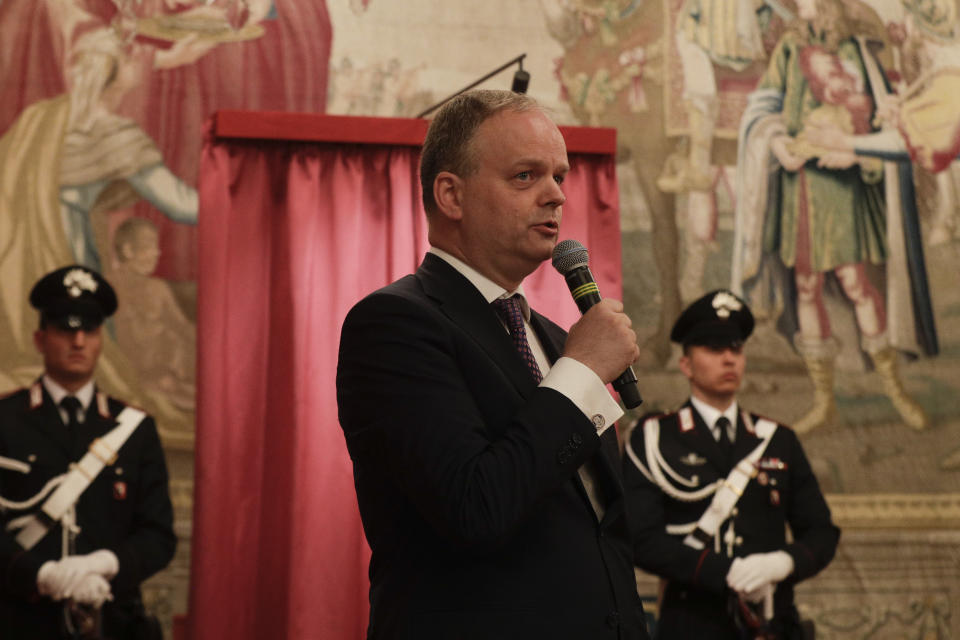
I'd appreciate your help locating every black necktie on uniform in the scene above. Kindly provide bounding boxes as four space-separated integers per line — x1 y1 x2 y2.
492 295 544 384
715 415 733 466
61 396 82 430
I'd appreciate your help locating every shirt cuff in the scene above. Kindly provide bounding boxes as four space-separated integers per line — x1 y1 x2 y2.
541 356 624 434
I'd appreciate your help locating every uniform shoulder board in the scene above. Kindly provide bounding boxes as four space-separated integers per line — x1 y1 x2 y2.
630 410 671 436
746 411 783 430
0 385 29 403
100 393 148 419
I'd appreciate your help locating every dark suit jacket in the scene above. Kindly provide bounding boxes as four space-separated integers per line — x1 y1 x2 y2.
337 253 649 639
624 401 839 639
0 382 176 640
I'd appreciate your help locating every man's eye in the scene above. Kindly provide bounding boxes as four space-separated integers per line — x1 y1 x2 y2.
516 171 531 180
554 175 565 185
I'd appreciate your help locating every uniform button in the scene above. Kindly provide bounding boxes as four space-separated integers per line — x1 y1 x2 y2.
571 432 583 446
28 454 37 463
605 611 620 629
731 507 739 517
591 414 605 429
735 536 743 545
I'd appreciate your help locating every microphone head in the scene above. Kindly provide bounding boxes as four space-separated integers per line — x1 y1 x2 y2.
552 239 589 275
511 69 530 94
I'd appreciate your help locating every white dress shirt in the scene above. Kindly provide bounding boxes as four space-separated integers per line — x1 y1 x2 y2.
42 375 95 426
690 395 738 443
429 248 624 433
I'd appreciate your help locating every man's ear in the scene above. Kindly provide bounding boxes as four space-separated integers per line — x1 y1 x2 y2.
33 328 44 354
433 171 463 221
678 354 692 380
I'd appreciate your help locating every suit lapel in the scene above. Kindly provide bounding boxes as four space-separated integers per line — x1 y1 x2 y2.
417 254 618 521
417 254 538 396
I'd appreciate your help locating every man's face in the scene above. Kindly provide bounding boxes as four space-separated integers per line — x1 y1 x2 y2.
33 325 103 389
455 108 569 288
678 344 745 404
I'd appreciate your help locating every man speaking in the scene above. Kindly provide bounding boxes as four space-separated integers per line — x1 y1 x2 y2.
336 90 648 639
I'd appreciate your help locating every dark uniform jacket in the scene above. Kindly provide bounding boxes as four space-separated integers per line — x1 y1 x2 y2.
0 382 176 639
624 400 839 640
337 253 649 640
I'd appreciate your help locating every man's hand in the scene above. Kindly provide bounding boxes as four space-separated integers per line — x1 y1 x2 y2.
726 551 794 594
70 574 114 608
770 136 806 172
563 299 639 383
37 550 119 600
37 561 65 599
803 122 854 153
817 150 859 170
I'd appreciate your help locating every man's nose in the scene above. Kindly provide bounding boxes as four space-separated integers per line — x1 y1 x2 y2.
542 179 566 208
71 331 87 347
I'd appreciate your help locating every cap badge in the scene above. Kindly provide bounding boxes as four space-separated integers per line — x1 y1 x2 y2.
63 268 98 298
711 291 742 319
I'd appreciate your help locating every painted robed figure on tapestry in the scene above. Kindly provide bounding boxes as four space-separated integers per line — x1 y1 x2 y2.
734 0 937 434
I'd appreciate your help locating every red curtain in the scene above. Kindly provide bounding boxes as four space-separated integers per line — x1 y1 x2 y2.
191 114 622 639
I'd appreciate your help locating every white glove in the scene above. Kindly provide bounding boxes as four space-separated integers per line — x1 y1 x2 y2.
37 561 64 599
70 573 114 608
743 582 771 603
42 550 120 600
726 551 794 594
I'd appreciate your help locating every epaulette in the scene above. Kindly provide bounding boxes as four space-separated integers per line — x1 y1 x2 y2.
98 392 148 421
0 385 27 403
744 410 783 434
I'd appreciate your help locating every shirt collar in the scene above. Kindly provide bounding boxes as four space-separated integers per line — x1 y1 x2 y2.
690 395 738 435
42 375 95 411
429 247 531 321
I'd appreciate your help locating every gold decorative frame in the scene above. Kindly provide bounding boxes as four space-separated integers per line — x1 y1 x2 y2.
827 493 960 529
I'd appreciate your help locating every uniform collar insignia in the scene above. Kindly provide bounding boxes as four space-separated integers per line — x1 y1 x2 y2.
680 451 707 466
29 382 43 409
742 411 754 434
96 391 110 418
679 407 695 432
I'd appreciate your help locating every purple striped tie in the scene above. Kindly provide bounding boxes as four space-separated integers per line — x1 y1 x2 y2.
492 295 543 383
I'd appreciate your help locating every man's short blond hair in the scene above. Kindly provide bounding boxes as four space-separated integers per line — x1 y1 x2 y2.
419 90 541 217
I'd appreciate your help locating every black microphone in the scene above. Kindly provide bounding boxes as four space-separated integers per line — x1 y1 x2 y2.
552 239 643 409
